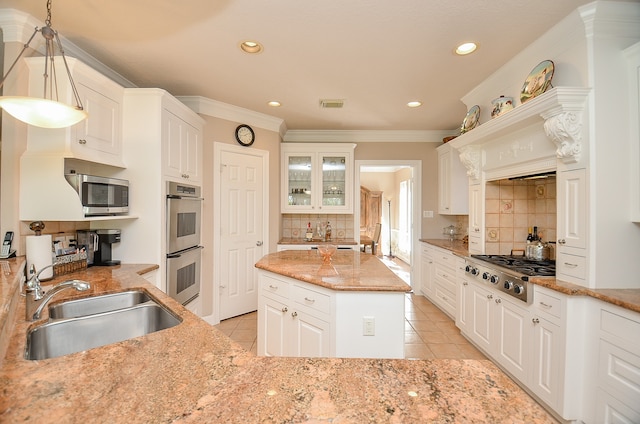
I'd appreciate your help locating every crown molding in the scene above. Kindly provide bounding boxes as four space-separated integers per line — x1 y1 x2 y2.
177 96 286 136
0 8 136 89
282 129 453 143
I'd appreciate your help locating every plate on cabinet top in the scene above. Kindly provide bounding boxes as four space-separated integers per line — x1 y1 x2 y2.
520 60 554 104
460 105 480 134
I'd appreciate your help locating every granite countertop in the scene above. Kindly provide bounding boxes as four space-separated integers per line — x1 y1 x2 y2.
419 238 469 257
0 257 558 423
420 239 640 314
255 250 411 292
278 238 358 245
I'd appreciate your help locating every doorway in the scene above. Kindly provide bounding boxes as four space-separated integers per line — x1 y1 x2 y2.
210 142 269 323
356 160 421 289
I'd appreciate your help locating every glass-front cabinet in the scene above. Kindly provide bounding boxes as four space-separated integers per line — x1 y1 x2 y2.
282 143 356 213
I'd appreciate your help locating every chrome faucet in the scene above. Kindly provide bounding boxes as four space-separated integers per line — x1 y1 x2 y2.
25 265 91 320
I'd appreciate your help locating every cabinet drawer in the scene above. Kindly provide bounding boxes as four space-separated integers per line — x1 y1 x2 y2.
260 275 290 300
435 264 456 283
533 289 562 320
434 285 456 314
557 252 586 279
293 284 330 315
598 339 640 405
601 309 640 345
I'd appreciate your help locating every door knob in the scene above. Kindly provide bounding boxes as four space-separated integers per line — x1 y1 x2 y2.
256 241 263 246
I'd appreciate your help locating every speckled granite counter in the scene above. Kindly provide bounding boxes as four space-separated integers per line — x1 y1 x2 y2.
0 257 558 423
256 250 410 292
278 237 358 245
420 238 469 257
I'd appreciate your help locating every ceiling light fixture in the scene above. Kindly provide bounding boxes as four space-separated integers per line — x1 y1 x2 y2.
239 40 264 54
407 101 422 108
268 101 281 107
0 0 88 128
455 42 478 56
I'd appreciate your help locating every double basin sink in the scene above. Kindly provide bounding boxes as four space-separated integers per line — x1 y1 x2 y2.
25 289 182 360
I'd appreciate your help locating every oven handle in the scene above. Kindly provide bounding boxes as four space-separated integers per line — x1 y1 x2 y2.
167 195 204 201
167 246 204 258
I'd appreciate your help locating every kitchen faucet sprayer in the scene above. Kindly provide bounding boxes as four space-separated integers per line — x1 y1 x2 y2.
25 265 91 320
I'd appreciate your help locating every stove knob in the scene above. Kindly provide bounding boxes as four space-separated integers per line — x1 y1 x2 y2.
504 281 514 290
514 284 525 295
482 272 491 280
490 275 500 284
469 267 479 276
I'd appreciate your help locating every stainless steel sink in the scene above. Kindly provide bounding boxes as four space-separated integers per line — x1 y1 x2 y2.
48 289 155 319
25 303 182 360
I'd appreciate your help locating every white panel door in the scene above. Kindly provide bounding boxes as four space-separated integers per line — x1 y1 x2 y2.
219 150 264 319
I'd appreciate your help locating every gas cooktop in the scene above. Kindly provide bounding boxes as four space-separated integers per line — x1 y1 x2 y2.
470 255 556 277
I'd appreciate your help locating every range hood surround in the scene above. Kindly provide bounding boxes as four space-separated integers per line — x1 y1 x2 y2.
449 87 591 180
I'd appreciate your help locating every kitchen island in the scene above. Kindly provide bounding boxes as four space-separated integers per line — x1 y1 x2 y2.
0 256 558 423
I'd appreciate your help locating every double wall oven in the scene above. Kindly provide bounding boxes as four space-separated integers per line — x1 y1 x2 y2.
166 181 203 306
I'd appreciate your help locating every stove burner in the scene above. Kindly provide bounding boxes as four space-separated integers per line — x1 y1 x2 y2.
471 255 555 277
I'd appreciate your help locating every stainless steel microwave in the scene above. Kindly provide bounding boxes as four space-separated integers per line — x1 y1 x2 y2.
65 174 129 216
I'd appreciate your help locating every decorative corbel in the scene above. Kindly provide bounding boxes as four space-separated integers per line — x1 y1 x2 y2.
543 111 583 164
458 146 481 180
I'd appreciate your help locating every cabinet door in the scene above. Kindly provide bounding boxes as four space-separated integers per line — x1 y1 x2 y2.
531 316 560 409
163 110 202 182
469 283 493 353
320 152 353 213
495 296 530 383
283 152 315 212
468 183 483 254
182 123 202 183
419 247 434 297
438 149 452 214
257 295 289 356
291 311 330 357
74 82 122 159
456 265 472 333
557 168 587 249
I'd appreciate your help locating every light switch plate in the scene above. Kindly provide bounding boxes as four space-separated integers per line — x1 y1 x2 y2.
363 317 375 336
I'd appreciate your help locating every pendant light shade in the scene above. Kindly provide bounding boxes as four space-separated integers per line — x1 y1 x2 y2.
0 0 88 128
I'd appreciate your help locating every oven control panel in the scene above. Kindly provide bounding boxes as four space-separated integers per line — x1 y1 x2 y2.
464 260 530 303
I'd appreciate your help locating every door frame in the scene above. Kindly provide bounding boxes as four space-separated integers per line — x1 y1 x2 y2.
205 142 269 325
355 159 421 289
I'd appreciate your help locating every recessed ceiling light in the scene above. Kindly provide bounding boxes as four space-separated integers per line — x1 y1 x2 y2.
239 40 263 54
268 101 281 107
455 42 477 55
407 101 422 108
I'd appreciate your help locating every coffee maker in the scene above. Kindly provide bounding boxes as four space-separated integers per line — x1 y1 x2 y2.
94 229 121 266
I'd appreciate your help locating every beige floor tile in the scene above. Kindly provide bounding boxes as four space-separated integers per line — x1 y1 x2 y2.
230 329 257 342
416 331 451 344
404 344 435 360
429 343 465 359
404 331 423 344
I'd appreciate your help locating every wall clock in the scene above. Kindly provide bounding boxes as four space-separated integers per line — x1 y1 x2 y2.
235 124 255 146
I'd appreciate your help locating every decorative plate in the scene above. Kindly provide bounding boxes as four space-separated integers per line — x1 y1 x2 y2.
460 105 480 134
520 60 555 104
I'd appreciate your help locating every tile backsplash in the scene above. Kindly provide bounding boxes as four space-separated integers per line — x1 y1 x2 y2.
281 214 354 240
484 177 556 255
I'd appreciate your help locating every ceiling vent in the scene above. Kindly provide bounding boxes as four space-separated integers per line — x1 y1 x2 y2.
319 99 345 108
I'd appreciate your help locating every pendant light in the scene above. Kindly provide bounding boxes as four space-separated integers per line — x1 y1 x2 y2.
0 0 88 128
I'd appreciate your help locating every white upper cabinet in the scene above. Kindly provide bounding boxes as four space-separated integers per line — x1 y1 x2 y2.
281 143 355 214
437 143 468 215
24 57 125 168
162 109 202 183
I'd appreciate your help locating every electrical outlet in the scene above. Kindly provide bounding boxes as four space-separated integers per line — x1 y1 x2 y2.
423 210 434 218
363 317 375 336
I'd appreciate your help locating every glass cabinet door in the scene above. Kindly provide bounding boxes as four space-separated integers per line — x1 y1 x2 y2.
287 155 313 207
321 155 346 207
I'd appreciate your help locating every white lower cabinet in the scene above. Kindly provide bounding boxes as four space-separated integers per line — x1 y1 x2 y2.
257 270 405 358
423 244 458 318
594 302 640 423
419 243 434 298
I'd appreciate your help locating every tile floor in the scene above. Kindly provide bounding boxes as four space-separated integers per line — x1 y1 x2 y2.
214 257 487 360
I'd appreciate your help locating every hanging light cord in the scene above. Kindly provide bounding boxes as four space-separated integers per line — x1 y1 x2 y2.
0 0 84 112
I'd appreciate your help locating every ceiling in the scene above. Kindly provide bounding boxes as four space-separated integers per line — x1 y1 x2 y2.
1 0 602 132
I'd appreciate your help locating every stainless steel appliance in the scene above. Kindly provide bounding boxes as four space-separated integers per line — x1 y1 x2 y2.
166 182 203 305
94 229 121 266
76 230 98 265
464 255 556 304
65 174 129 216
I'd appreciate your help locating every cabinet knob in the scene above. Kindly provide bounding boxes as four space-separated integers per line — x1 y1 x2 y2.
487 294 493 300
256 241 263 246
557 239 566 245
282 307 288 313
78 139 87 145
462 282 468 286
291 311 298 318
495 298 501 304
532 318 540 324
